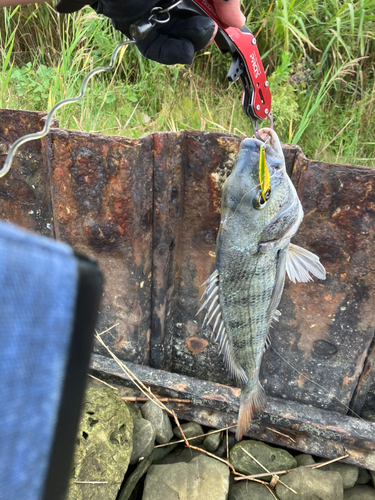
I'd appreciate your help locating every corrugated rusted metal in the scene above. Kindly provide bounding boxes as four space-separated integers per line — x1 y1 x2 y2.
1 109 374 420
0 109 55 236
49 128 154 366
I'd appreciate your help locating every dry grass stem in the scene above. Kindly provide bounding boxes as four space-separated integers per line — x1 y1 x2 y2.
240 447 297 495
96 323 119 336
310 454 350 469
74 481 108 484
94 334 305 491
266 427 296 443
317 118 354 158
154 425 237 449
95 333 165 411
95 333 191 447
87 373 118 391
235 453 351 481
121 396 192 403
226 426 229 462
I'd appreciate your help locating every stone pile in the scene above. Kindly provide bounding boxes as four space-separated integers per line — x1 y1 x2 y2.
67 388 375 500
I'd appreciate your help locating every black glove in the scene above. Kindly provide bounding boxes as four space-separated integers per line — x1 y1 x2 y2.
55 0 216 65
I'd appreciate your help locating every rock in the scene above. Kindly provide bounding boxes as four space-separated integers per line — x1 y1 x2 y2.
215 435 236 458
141 400 173 445
344 485 375 499
370 470 375 487
158 447 203 465
275 466 343 500
125 401 142 420
142 453 230 500
68 388 133 500
228 481 275 500
319 462 358 489
130 418 156 465
120 443 179 500
173 422 204 445
203 431 221 452
357 468 371 485
295 453 316 466
230 440 297 480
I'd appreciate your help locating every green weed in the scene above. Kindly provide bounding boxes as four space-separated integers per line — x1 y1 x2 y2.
0 1 374 166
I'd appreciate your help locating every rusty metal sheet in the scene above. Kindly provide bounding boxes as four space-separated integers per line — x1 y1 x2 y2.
47 128 154 365
1 109 374 416
261 156 375 413
151 131 242 383
0 109 54 236
91 353 375 470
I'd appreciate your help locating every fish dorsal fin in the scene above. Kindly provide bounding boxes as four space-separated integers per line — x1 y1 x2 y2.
286 243 326 283
198 269 248 385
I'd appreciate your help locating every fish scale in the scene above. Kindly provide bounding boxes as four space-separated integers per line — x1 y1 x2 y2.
199 128 326 440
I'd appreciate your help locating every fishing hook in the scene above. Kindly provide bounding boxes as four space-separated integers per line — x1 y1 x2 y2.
0 39 136 179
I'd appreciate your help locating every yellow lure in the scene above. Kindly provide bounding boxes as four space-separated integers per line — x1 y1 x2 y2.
259 145 271 202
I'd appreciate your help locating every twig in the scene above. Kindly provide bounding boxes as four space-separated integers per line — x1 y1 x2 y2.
154 425 237 448
88 374 118 391
235 453 351 480
121 396 192 404
266 427 296 443
240 447 297 495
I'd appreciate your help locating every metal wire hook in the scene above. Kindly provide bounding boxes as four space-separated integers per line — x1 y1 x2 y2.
0 39 136 179
149 0 183 25
251 112 274 142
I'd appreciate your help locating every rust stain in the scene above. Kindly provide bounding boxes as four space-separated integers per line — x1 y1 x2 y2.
286 284 346 356
186 337 209 355
175 383 187 391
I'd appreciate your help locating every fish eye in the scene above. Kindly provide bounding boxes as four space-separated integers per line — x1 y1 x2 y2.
253 189 271 210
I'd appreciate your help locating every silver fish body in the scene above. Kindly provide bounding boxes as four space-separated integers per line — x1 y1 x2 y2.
199 128 325 440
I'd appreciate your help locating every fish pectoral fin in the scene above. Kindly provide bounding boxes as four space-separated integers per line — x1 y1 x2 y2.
216 321 248 385
286 243 326 284
266 247 288 322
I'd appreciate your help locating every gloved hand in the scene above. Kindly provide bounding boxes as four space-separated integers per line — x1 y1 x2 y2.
55 0 216 65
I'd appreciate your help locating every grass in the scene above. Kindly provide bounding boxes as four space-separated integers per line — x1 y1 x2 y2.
0 0 374 166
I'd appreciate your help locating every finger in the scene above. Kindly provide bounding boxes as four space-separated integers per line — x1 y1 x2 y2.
212 0 246 28
55 0 89 13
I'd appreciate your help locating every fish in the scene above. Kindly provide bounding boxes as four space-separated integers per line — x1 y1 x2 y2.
198 128 326 440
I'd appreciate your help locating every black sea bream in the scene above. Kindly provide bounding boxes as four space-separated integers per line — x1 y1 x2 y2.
199 128 326 439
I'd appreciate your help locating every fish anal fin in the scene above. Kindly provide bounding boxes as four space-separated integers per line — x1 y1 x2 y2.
286 243 326 284
236 382 266 440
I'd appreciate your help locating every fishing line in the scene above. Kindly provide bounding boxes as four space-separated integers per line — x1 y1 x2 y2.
270 345 365 421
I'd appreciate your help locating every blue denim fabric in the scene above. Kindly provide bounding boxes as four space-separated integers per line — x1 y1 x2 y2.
0 221 78 500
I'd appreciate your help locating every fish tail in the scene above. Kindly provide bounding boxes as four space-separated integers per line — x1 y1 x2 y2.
236 381 266 440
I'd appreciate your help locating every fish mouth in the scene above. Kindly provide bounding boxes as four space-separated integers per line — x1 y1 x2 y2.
258 128 283 156
240 128 284 170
